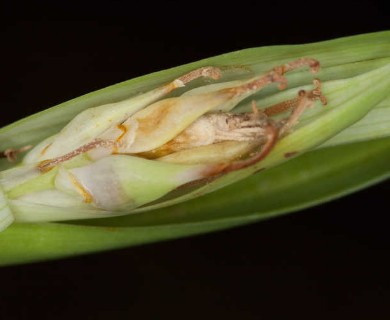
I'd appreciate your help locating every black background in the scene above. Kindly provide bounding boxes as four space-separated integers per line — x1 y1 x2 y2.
1 1 390 319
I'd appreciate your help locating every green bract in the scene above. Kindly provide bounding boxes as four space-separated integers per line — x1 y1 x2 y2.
0 31 389 266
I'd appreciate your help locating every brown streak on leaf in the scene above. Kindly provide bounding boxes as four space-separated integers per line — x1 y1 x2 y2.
285 151 298 158
40 143 52 156
68 172 93 203
135 100 175 137
116 124 128 142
